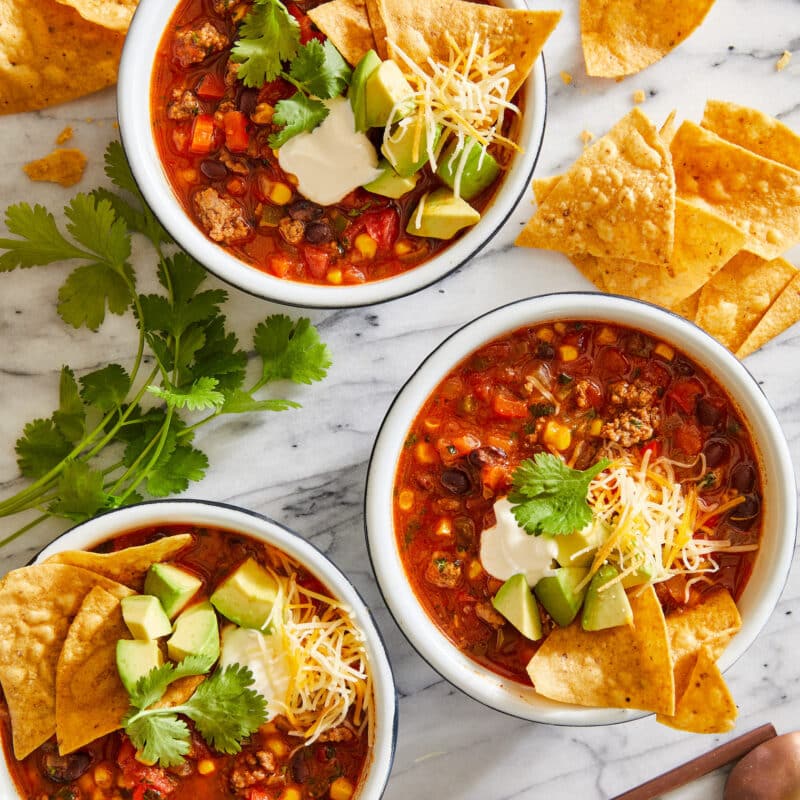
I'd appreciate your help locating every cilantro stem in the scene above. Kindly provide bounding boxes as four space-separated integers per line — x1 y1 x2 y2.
116 407 175 505
0 513 49 548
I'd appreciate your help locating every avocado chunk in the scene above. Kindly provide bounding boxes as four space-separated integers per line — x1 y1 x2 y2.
581 565 633 631
382 118 442 177
491 573 543 641
349 49 381 132
534 567 590 627
436 137 501 200
116 639 163 695
555 519 610 568
144 563 202 620
363 159 419 198
210 558 279 630
621 561 655 589
407 187 480 240
167 601 220 663
365 59 415 129
121 594 173 640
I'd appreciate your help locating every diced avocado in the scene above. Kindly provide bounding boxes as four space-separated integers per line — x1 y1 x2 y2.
210 558 279 630
555 519 610 568
363 159 419 198
407 187 480 240
116 639 163 695
621 562 655 589
382 119 442 177
491 573 543 641
121 595 173 640
365 59 415 129
349 49 381 132
167 601 220 663
436 137 501 201
144 563 202 620
534 567 590 627
581 565 633 632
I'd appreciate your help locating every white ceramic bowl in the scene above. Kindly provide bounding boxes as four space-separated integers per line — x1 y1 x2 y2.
0 500 397 800
117 0 547 308
365 292 797 725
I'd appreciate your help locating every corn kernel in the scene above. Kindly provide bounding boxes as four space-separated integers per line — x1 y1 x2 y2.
93 765 113 788
93 788 106 800
398 489 414 511
180 168 198 184
559 344 579 362
589 418 603 436
269 182 293 205
536 326 554 342
423 417 441 431
596 326 617 345
326 268 343 285
554 322 567 334
280 789 302 800
543 420 571 451
435 517 453 536
251 102 274 125
197 759 216 776
266 736 288 757
355 233 378 258
394 240 413 256
329 777 355 800
414 442 437 464
654 342 675 361
468 559 483 580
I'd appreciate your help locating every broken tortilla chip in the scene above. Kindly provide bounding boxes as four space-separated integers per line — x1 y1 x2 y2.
526 585 676 715
580 0 716 78
0 0 124 115
23 149 88 188
55 0 138 32
45 533 193 589
657 647 737 733
695 252 797 353
0 565 132 759
308 0 376 67
737 272 800 358
672 290 700 322
517 108 675 265
670 121 800 260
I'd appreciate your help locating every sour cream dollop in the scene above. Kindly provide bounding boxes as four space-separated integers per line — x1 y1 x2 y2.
479 497 559 586
277 96 382 206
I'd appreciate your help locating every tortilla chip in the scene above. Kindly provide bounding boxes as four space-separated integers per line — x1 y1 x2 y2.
531 176 561 205
672 290 700 321
0 565 133 759
701 100 800 171
55 0 137 32
45 533 193 589
308 0 375 67
660 110 678 145
23 149 87 188
737 272 800 358
695 252 797 353
526 585 675 715
580 0 716 78
670 121 800 260
365 0 561 100
517 108 675 265
657 647 737 733
0 0 124 115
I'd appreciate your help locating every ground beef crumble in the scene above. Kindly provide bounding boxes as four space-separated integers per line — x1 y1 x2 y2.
174 22 229 67
601 379 662 446
193 187 251 244
167 89 200 120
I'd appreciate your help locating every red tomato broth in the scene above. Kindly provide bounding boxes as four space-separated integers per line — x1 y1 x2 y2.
392 320 763 684
150 0 521 286
1 525 372 800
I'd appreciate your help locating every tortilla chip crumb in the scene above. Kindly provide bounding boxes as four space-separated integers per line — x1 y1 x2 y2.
56 126 74 145
560 71 573 85
633 89 646 104
776 50 791 71
23 149 88 188
580 129 594 145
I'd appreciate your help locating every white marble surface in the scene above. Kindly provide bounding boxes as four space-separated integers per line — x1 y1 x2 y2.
1 1 799 798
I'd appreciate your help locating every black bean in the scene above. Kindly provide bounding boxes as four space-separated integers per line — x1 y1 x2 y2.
467 446 508 467
673 358 695 376
696 397 723 427
703 439 731 468
730 462 757 494
40 749 91 783
536 341 555 360
305 221 334 244
237 87 258 116
200 159 228 180
728 495 760 529
454 516 475 550
287 199 324 222
290 749 311 783
440 468 471 495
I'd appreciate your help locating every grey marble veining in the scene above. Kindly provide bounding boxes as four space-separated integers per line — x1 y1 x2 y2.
1 1 799 798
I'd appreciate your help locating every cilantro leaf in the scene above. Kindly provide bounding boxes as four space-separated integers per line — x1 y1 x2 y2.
269 93 328 148
15 419 72 479
127 654 215 710
508 453 610 536
254 315 332 385
289 39 352 100
147 377 225 412
80 364 131 413
48 461 110 521
125 712 190 768
57 262 134 330
64 194 131 274
53 367 85 444
185 316 247 394
232 0 300 87
221 389 300 414
144 445 209 497
103 140 142 198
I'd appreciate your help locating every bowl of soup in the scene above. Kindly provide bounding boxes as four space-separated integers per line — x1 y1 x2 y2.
0 501 397 800
365 292 796 726
117 0 558 307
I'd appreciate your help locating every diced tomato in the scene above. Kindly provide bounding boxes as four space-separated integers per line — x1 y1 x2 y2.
668 377 705 414
675 423 703 456
118 737 176 796
246 790 271 800
303 247 330 279
481 464 510 492
196 72 226 100
490 390 529 419
640 440 661 459
640 360 671 389
223 110 250 153
342 266 366 283
595 346 629 378
363 209 400 251
287 2 325 43
268 253 293 278
189 114 217 155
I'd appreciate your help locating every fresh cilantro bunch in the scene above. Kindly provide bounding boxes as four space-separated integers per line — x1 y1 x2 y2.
231 0 352 146
0 142 331 547
123 655 267 766
508 453 611 536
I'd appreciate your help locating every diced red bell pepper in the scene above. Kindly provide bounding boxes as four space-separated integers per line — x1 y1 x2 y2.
640 439 661 459
223 110 250 153
246 790 271 800
363 209 400 251
196 72 226 100
189 114 217 154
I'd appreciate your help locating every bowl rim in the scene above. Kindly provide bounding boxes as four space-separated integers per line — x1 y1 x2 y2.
364 291 798 726
117 0 548 308
1 500 397 800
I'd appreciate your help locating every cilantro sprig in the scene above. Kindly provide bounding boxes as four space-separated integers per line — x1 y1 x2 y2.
123 657 267 766
508 453 611 536
230 0 352 146
0 142 331 547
